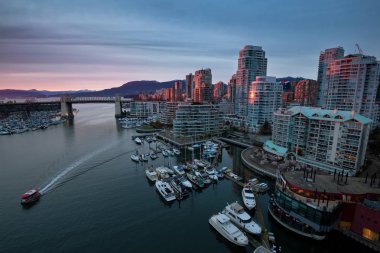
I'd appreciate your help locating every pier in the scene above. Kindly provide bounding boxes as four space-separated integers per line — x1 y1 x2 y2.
224 174 270 249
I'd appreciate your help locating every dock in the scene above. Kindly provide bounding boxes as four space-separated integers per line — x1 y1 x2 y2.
224 174 270 249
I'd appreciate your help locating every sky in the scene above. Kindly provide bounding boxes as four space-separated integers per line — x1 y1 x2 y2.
0 0 379 91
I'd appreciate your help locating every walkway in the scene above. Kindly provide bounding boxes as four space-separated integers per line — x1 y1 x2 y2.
241 147 278 179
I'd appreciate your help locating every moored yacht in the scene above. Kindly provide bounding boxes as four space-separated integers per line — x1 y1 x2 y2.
209 213 249 246
134 137 142 145
131 154 140 162
222 202 262 235
186 173 204 188
156 167 171 179
162 150 169 157
173 165 186 175
242 185 256 210
173 148 181 155
205 167 219 181
155 180 176 202
145 167 158 182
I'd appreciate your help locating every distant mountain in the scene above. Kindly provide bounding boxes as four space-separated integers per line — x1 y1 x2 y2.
0 89 95 98
0 80 182 98
276 76 308 83
75 80 183 97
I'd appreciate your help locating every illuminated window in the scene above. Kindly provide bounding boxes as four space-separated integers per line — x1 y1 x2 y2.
363 228 379 241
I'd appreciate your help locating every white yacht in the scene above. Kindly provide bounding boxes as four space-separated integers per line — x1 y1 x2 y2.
145 168 158 182
222 202 262 235
131 154 140 162
134 137 142 145
177 176 192 189
166 149 174 156
173 165 186 175
155 180 176 202
173 148 181 155
242 185 256 210
162 150 169 157
209 213 248 246
160 166 174 175
205 167 219 181
155 167 170 179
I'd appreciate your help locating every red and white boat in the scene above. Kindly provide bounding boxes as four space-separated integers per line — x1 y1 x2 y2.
20 189 41 205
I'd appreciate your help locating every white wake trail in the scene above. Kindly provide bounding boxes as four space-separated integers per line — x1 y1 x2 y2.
40 142 116 194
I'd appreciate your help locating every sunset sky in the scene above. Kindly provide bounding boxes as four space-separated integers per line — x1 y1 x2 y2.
0 0 379 91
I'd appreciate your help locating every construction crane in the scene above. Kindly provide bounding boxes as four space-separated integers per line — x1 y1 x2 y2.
355 43 364 54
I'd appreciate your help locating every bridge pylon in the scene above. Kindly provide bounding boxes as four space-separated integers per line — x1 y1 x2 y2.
115 94 123 118
61 95 74 119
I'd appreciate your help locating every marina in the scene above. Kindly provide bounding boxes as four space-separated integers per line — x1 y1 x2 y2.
1 104 374 253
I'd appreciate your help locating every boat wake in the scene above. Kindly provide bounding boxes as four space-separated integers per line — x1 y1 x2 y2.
40 142 129 195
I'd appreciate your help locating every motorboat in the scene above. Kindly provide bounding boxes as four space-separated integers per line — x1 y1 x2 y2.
209 213 249 246
205 167 219 181
155 180 176 202
150 153 158 160
186 173 204 188
242 185 256 210
254 183 269 192
139 154 149 162
192 144 201 149
152 136 157 141
222 202 262 235
194 159 207 169
187 146 194 151
215 168 225 178
173 165 186 175
166 149 174 156
219 167 229 174
195 171 211 185
160 166 174 175
176 175 192 189
162 150 169 157
20 189 41 205
173 148 181 155
186 161 198 170
169 178 190 200
156 167 170 179
228 172 243 181
134 137 142 145
145 167 158 182
131 154 140 162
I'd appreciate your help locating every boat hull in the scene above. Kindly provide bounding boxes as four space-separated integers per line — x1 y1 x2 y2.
209 217 248 246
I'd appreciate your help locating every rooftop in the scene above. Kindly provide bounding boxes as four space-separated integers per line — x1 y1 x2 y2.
278 106 372 124
283 171 380 196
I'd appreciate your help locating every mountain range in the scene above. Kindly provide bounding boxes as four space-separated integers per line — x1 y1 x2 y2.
0 77 306 98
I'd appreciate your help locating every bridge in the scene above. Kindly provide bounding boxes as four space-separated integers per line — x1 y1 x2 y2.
0 95 132 118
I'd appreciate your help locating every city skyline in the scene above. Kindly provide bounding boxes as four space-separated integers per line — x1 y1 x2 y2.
1 0 380 90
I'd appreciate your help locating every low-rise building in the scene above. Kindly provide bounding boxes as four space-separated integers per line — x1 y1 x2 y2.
265 106 372 175
173 104 223 138
130 101 160 118
160 102 180 126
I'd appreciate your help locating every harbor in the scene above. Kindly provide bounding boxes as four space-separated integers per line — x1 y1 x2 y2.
1 104 375 253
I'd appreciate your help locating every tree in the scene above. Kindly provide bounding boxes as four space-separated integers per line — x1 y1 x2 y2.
259 121 271 135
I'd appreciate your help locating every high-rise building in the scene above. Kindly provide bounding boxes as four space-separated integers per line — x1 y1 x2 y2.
235 45 267 117
227 74 237 100
247 76 283 132
294 79 318 106
185 73 194 99
317 47 344 107
213 81 227 101
324 54 380 128
173 80 183 102
264 106 372 175
193 68 212 103
173 104 223 137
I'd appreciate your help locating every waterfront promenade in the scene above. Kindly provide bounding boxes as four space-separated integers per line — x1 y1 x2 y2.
241 147 279 179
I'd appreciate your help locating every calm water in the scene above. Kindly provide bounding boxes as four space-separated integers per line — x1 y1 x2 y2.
0 104 370 253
